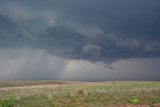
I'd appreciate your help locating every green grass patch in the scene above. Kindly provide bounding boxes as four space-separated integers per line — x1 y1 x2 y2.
126 98 141 104
0 99 16 107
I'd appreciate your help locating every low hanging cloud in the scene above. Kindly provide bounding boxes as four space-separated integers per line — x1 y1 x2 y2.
0 0 160 80
82 44 101 57
0 48 160 81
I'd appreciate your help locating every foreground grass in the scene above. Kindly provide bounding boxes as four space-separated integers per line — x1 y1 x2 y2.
0 81 160 107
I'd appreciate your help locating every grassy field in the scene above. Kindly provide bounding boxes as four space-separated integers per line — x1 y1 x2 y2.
0 81 160 107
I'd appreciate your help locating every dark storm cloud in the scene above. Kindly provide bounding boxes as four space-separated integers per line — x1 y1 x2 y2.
0 48 160 81
0 0 160 62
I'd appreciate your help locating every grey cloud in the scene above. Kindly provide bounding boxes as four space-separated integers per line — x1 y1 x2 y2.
0 0 102 39
0 1 60 40
107 34 160 52
0 0 160 64
1 48 160 81
82 44 101 57
0 48 65 80
61 57 160 81
142 41 160 52
107 34 141 49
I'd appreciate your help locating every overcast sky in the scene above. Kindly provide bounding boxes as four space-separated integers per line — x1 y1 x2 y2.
0 0 160 81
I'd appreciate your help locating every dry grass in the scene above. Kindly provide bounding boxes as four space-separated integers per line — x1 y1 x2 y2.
0 81 160 107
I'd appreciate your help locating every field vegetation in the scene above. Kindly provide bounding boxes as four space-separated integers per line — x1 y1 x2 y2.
0 81 160 107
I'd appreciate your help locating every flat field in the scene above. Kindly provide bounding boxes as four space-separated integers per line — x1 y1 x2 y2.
0 81 160 107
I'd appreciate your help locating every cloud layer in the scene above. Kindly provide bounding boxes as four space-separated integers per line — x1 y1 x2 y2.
0 48 160 81
0 0 160 62
0 0 160 80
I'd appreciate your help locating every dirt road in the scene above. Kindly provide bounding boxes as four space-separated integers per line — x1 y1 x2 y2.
0 84 60 91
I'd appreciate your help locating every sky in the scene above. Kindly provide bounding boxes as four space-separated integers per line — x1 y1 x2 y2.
0 0 160 81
